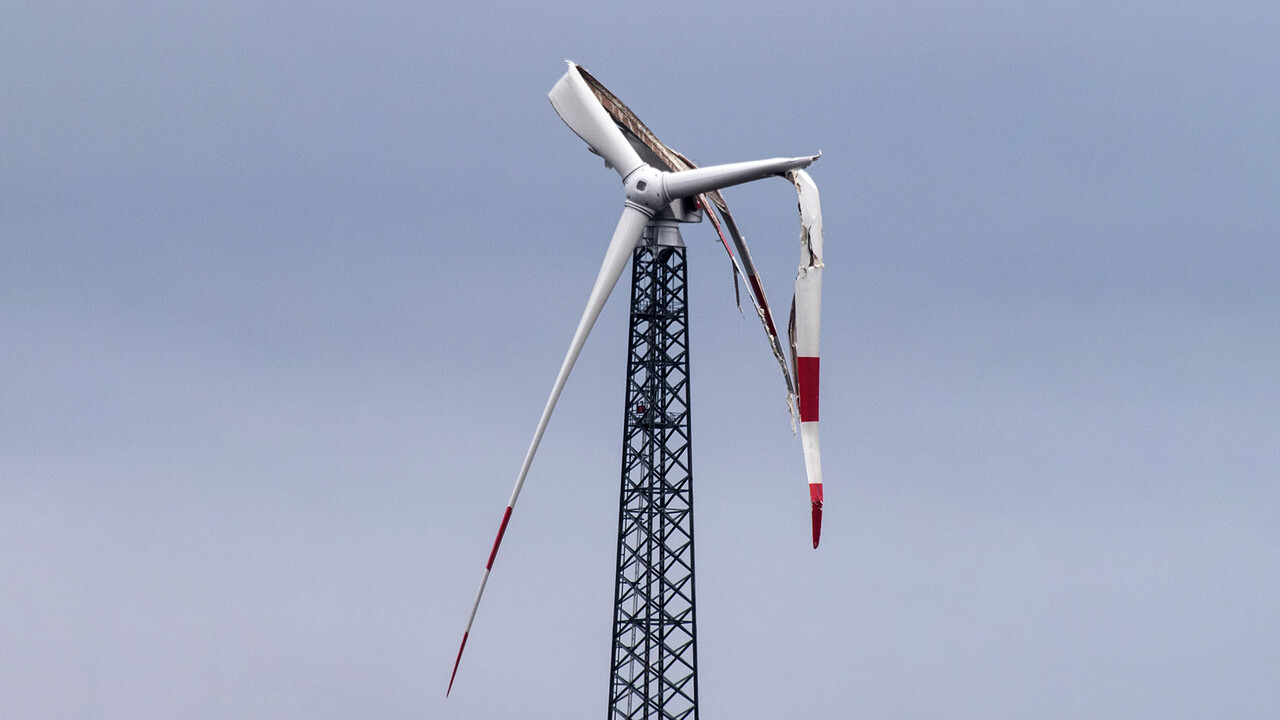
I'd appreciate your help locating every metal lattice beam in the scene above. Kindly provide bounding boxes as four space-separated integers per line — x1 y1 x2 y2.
608 226 699 720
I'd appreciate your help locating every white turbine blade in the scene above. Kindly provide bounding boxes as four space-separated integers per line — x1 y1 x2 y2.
663 155 819 200
448 203 652 696
787 169 825 548
549 62 645 180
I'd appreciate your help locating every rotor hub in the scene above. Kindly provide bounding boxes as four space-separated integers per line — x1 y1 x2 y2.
623 165 668 215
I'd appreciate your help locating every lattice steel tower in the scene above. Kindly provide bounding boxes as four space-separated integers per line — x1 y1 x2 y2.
608 220 699 720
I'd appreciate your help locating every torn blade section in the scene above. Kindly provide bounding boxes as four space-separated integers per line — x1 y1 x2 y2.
716 204 798 404
788 169 825 549
578 62 798 403
548 63 644 180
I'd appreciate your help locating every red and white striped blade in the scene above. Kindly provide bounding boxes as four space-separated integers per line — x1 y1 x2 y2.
787 169 824 548
448 204 652 696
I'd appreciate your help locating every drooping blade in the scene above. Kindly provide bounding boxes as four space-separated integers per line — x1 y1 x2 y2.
448 204 652 696
787 169 825 548
548 62 645 180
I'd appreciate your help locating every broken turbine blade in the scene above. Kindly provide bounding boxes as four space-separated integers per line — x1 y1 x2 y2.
711 201 797 403
569 63 809 405
787 169 825 548
548 62 645 180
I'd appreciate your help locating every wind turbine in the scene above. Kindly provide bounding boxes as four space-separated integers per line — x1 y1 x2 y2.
449 62 826 715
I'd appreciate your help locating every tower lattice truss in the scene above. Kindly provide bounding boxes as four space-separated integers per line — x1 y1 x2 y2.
609 234 700 720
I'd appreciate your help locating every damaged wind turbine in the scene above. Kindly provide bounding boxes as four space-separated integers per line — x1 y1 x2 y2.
449 62 826 698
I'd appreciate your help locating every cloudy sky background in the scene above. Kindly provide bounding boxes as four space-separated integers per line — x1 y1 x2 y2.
3 1 1277 718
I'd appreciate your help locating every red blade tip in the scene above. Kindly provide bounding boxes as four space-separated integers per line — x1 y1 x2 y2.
446 631 469 697
809 484 824 549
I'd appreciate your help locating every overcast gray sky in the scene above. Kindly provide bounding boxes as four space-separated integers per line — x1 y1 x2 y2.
3 1 1277 718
